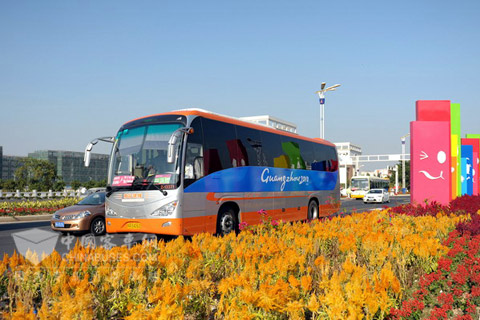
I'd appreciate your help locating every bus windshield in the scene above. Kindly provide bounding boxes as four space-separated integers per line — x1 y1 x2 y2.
351 178 368 190
108 123 183 188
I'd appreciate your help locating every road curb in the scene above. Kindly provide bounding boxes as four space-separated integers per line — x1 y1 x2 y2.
0 214 52 223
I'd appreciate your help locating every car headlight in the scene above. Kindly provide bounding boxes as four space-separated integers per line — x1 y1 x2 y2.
73 210 91 219
151 201 178 217
106 207 117 216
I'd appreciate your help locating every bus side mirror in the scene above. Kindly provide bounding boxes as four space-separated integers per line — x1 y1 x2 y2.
167 127 193 164
84 142 94 167
84 136 115 167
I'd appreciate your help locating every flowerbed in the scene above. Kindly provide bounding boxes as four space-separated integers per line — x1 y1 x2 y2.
0 209 462 319
0 199 79 216
390 231 480 319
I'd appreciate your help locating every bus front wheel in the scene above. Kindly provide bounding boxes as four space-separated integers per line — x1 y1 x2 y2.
307 199 319 220
217 207 238 236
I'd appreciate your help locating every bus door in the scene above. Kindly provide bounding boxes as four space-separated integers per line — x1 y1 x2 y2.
182 121 208 234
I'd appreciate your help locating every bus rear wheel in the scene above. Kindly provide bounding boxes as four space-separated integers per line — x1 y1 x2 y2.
307 199 319 220
217 207 238 236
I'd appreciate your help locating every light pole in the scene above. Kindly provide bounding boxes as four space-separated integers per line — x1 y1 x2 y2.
394 165 399 194
401 133 410 193
315 82 341 139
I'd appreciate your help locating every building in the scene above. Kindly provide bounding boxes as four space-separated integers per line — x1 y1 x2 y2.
334 142 362 188
28 150 109 184
239 115 297 133
1 155 25 181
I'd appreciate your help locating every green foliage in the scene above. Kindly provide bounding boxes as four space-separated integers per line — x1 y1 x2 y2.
0 180 17 191
389 160 410 190
52 179 66 191
14 158 57 191
70 180 82 190
83 179 107 189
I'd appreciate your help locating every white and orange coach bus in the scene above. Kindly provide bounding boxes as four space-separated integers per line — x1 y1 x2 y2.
84 109 340 236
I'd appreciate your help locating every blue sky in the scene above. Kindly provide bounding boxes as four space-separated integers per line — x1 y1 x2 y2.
1 0 479 166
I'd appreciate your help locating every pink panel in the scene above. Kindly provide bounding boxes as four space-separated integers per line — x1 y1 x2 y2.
411 121 451 205
416 100 451 121
461 138 480 195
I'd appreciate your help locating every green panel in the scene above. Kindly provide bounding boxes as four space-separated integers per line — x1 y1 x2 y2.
466 134 480 139
451 103 461 197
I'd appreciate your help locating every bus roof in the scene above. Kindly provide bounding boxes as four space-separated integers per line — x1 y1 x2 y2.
123 108 336 147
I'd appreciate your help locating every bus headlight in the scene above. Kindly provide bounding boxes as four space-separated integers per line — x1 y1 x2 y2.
151 201 178 217
106 207 118 216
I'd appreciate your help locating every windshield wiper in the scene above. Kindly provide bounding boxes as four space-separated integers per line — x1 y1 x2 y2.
131 175 168 196
145 176 168 196
153 184 168 196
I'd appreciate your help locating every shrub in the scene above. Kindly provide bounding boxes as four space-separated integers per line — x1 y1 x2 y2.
390 231 480 319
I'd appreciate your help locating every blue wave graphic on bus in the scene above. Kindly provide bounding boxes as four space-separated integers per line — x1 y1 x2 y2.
184 167 338 193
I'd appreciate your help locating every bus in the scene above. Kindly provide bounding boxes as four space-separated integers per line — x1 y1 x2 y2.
84 109 340 236
350 176 389 199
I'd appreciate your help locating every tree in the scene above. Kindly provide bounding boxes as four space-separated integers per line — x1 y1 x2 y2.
53 179 66 191
1 180 17 191
70 180 83 190
389 160 410 190
14 158 57 191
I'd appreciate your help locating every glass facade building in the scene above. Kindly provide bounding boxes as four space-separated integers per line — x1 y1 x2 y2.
28 150 109 184
1 155 26 181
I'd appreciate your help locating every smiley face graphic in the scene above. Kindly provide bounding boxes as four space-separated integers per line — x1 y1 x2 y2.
419 150 447 180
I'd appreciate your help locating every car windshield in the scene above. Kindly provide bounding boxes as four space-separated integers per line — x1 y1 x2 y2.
369 190 382 194
77 192 106 205
108 123 183 188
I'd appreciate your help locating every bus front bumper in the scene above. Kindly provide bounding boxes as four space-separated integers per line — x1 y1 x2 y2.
351 194 364 199
106 217 183 235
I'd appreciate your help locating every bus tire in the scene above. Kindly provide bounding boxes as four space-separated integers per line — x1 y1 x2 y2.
307 199 319 220
217 206 238 236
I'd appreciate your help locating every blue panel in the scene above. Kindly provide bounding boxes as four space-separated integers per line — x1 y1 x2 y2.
184 166 338 193
461 145 473 195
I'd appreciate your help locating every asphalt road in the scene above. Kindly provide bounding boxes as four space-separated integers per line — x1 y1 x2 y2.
339 194 410 215
0 195 410 258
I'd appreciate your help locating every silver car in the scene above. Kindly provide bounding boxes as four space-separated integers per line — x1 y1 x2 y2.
363 189 390 204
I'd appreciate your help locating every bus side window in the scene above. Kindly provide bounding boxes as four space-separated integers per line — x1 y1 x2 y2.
202 119 237 174
312 144 338 172
236 125 265 167
260 131 282 168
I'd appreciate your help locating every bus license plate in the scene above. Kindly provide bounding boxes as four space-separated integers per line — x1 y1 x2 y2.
126 222 141 230
55 222 65 228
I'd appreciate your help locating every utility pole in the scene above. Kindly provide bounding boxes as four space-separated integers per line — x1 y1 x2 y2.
401 133 410 192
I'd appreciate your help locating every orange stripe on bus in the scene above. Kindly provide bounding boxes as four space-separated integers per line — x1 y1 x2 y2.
206 192 311 203
124 110 335 146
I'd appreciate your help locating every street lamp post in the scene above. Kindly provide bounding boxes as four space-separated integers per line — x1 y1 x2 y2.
401 133 410 193
394 165 399 194
315 82 341 139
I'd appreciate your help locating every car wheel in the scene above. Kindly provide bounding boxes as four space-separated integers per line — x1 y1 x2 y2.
217 206 238 236
307 199 319 220
90 217 106 236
